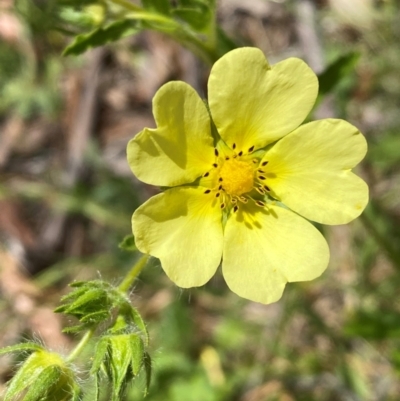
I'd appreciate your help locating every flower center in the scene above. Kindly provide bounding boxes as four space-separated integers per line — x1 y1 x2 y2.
219 159 254 196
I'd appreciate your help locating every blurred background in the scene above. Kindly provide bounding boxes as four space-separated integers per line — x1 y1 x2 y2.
1 0 400 400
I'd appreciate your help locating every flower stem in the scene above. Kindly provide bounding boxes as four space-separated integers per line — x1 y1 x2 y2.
66 329 95 363
109 0 142 12
118 254 150 293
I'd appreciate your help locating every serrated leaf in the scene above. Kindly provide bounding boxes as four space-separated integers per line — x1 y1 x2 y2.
142 0 170 15
0 342 43 356
63 19 140 56
118 234 137 252
318 52 360 97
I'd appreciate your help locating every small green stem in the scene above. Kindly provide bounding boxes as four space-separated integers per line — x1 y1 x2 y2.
118 254 150 292
109 0 142 12
66 329 95 363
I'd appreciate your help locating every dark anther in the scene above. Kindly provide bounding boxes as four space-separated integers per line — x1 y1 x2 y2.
233 143 236 149
219 177 223 182
256 187 265 195
264 185 270 191
213 163 218 168
256 201 265 207
220 203 225 209
225 157 230 160
238 151 243 156
259 176 266 180
214 148 219 157
233 205 239 212
248 146 254 152
216 192 220 198
218 185 222 190
258 169 265 173
204 189 211 194
252 159 258 164
262 161 269 166
203 172 210 177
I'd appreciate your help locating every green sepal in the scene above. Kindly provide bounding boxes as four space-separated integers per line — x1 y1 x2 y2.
22 365 62 401
0 342 43 356
90 331 146 401
118 234 137 252
3 349 79 401
63 19 141 56
127 306 150 346
143 351 152 396
56 279 149 339
55 280 119 331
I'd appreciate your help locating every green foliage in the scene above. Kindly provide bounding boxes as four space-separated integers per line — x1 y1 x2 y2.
48 0 236 62
55 280 148 343
1 348 80 401
317 52 360 102
90 316 150 400
344 309 400 340
119 234 137 252
142 0 171 15
63 19 139 56
171 0 213 31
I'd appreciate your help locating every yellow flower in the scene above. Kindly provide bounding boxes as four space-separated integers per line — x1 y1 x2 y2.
127 48 368 304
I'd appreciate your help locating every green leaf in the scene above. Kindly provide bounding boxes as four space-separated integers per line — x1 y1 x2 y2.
118 234 137 252
317 52 360 97
172 3 212 31
142 0 171 15
63 19 140 56
3 350 77 401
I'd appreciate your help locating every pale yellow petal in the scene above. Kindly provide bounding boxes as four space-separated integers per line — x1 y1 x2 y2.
262 119 368 225
208 47 318 152
222 203 329 304
132 187 223 287
127 81 215 187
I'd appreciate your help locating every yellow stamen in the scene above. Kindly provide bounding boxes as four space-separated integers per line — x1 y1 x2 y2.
219 159 254 196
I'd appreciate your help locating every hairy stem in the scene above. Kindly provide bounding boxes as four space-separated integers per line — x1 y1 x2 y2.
118 254 150 293
66 329 95 363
